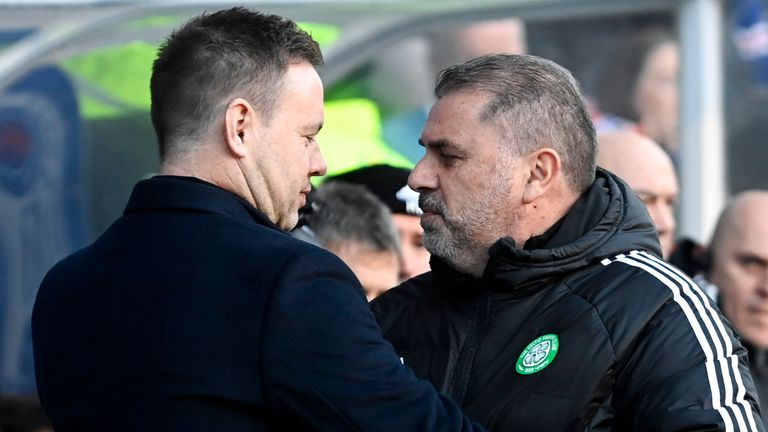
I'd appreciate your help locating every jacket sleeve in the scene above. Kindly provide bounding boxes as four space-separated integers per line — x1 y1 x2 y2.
613 295 765 432
261 247 485 432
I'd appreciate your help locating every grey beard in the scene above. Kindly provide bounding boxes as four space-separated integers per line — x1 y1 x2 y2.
418 189 507 277
422 224 488 277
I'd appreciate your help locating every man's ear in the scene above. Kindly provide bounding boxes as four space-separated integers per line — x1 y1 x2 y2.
522 148 562 204
224 98 257 158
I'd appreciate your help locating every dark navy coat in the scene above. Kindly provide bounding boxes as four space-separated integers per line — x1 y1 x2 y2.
32 175 482 432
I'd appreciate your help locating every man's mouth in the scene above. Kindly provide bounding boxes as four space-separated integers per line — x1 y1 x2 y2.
299 187 311 206
419 205 443 218
747 306 768 316
418 195 444 217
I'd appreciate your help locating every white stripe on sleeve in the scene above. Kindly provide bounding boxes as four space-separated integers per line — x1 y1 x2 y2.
601 250 757 432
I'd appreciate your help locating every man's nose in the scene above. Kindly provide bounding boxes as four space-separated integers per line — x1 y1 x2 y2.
757 265 768 296
408 157 437 192
310 142 327 177
650 202 675 234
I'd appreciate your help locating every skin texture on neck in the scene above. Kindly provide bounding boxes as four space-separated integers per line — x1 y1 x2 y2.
158 140 237 193
157 120 270 211
517 180 580 248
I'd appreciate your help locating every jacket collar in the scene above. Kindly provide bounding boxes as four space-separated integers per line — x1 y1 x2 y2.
432 168 661 291
124 175 282 232
747 341 768 374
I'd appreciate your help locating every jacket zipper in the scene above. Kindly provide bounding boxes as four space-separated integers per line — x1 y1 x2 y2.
445 290 492 405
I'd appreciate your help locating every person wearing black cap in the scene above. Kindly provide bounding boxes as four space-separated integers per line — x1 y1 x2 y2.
326 164 432 280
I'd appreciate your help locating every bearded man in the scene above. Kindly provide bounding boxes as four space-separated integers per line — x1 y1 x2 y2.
371 54 764 432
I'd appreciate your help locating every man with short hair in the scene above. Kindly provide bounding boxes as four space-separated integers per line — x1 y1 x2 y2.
372 54 763 431
597 129 679 258
708 191 768 423
31 8 485 431
325 164 431 280
293 181 402 300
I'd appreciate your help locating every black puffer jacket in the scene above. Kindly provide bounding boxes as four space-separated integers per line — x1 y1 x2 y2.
372 170 764 431
747 342 768 427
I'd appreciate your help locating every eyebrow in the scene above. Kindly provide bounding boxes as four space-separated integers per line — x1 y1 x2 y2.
736 252 768 264
418 137 458 150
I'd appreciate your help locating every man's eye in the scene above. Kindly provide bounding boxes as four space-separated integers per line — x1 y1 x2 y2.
738 255 767 273
440 153 459 163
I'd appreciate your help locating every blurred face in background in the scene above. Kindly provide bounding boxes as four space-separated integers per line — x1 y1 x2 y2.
597 130 678 258
393 213 431 280
455 18 528 60
633 41 679 153
331 242 400 301
710 193 768 349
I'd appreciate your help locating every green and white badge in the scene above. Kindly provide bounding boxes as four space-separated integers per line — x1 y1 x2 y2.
516 334 559 375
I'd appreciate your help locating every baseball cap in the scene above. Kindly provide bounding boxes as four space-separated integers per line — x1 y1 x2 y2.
324 164 422 216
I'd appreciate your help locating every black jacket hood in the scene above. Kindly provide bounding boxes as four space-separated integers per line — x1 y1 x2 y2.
431 168 661 290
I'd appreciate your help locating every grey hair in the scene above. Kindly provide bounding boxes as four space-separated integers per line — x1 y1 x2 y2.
434 54 597 192
304 182 401 257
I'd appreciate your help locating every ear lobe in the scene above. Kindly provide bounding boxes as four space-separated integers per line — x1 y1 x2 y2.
522 148 561 204
224 98 256 158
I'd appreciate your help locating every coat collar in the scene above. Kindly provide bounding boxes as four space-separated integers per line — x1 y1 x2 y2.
124 175 282 232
